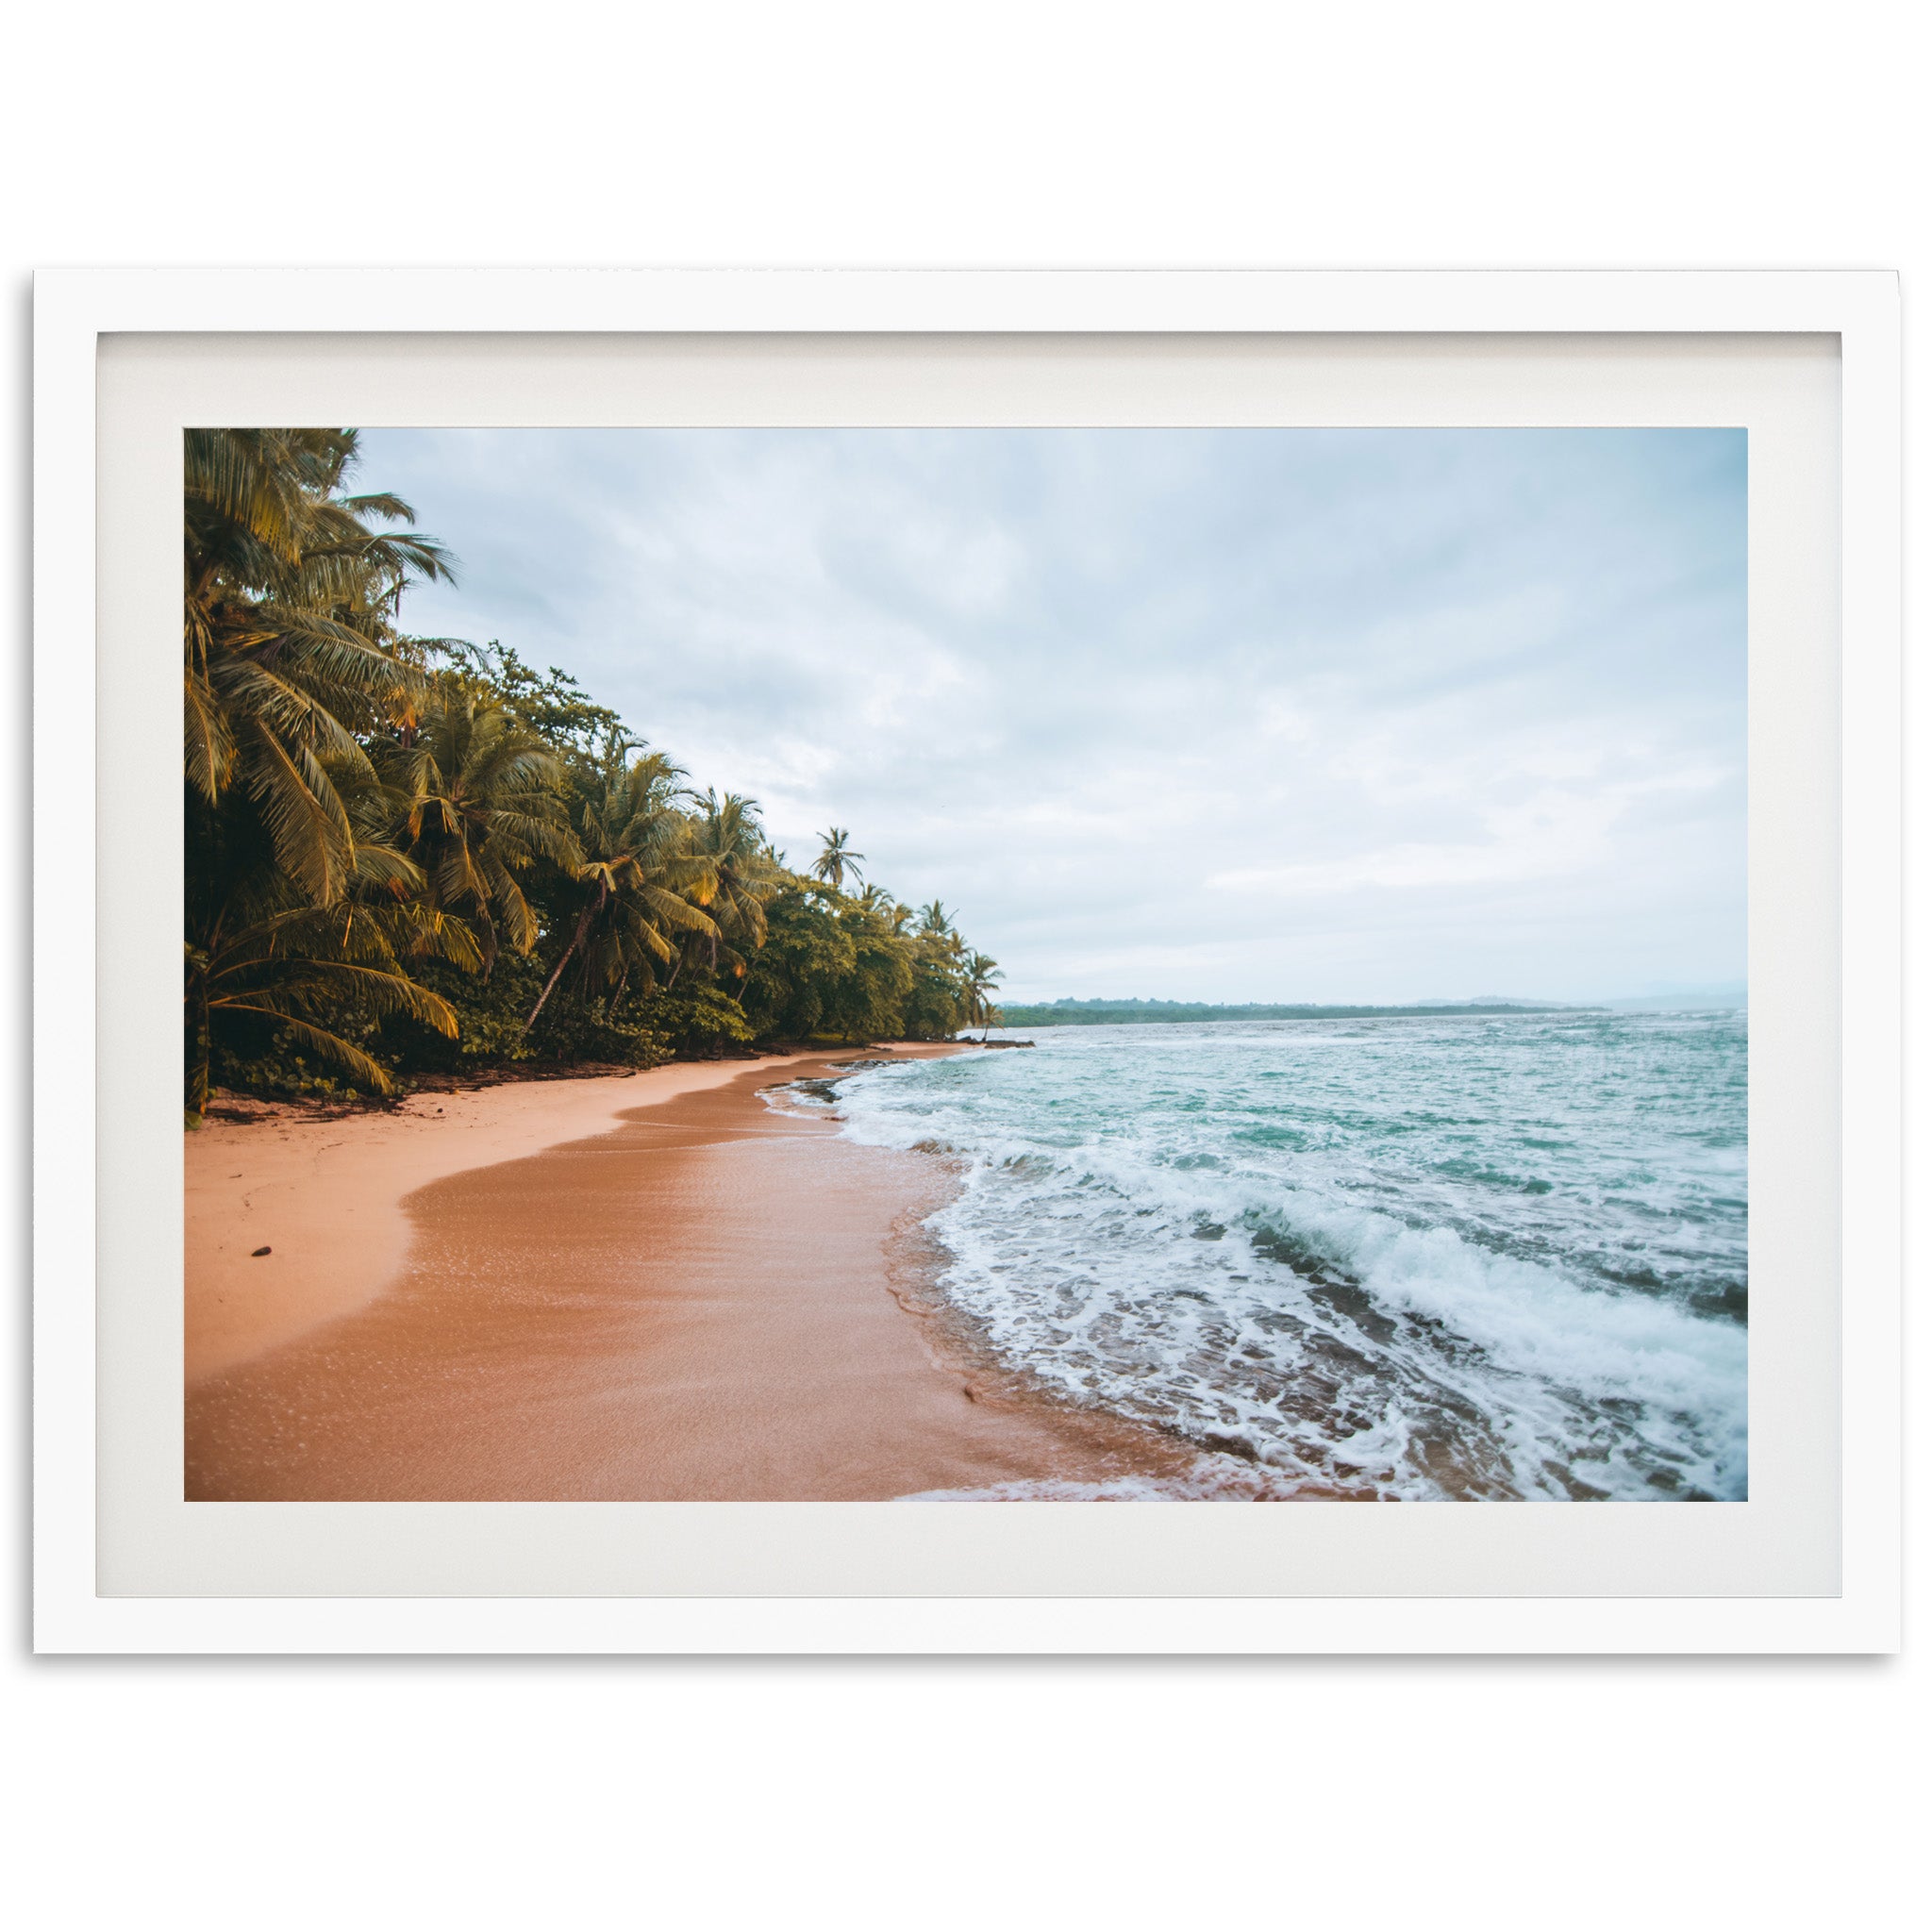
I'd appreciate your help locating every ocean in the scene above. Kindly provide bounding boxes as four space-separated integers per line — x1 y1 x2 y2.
784 1011 1748 1501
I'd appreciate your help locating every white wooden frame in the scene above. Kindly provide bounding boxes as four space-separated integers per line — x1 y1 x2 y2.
34 271 1901 1653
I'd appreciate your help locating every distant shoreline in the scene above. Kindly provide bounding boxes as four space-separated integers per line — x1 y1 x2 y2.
999 999 1581 1027
996 997 1745 1026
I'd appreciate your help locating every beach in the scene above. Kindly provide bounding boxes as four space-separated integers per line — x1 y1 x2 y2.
185 1049 1189 1501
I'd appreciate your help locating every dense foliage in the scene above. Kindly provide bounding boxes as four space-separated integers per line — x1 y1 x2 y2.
184 428 1000 1123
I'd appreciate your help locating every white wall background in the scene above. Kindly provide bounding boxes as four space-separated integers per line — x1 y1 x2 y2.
3 5 1921 1927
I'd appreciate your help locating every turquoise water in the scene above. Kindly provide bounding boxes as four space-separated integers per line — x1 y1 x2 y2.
805 1013 1747 1501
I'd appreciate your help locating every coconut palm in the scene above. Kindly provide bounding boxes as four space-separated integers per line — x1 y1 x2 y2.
962 951 1004 1040
520 745 720 1036
811 826 865 891
379 677 581 974
687 791 781 971
184 853 476 1121
184 427 454 905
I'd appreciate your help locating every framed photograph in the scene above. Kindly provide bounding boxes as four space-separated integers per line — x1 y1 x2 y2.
34 270 1900 1653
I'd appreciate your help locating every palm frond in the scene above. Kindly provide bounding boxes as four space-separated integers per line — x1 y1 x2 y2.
206 1006 398 1092
240 722 354 903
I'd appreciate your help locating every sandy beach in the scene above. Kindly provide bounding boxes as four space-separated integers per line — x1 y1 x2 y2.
185 1049 1189 1501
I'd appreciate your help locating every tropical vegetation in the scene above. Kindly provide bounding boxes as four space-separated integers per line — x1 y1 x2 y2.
184 427 999 1123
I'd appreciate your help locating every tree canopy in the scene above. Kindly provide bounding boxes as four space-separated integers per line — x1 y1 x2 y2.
184 428 999 1122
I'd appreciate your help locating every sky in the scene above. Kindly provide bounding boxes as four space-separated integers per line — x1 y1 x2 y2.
356 426 1747 1005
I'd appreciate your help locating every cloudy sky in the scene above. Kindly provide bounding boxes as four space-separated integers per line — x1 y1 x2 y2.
357 426 1746 1005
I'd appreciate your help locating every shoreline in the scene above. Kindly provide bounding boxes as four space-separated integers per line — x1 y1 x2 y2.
186 1046 1192 1501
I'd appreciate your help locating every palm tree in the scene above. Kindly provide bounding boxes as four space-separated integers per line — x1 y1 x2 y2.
184 427 454 905
379 677 581 974
811 826 865 891
519 745 720 1037
918 898 966 968
184 854 476 1121
962 951 1004 1040
683 791 780 975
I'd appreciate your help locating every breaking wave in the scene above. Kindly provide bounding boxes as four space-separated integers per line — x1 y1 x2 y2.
784 1013 1748 1501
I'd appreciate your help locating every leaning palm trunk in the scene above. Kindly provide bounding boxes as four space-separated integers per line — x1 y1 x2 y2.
519 887 605 1040
519 756 732 1044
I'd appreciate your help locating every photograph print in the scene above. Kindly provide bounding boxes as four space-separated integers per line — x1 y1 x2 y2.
183 425 1747 1504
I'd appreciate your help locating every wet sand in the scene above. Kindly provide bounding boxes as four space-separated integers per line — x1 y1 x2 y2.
185 1050 1191 1501
186 1060 784 1382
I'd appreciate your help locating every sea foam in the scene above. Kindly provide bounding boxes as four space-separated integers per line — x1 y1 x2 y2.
792 1013 1748 1501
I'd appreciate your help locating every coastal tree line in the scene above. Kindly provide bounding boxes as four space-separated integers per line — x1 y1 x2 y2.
184 427 1001 1122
